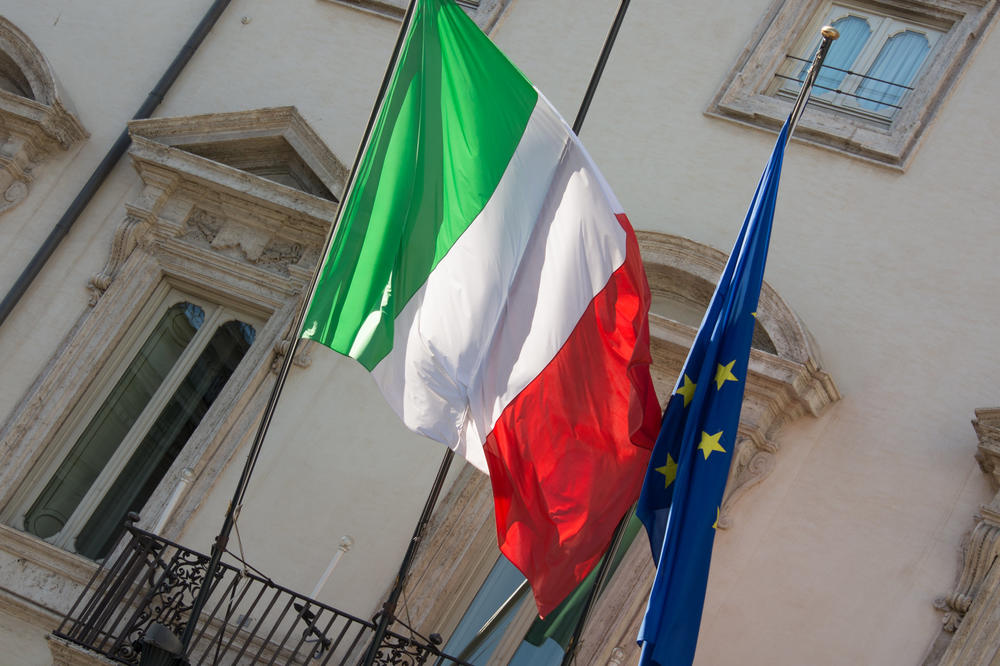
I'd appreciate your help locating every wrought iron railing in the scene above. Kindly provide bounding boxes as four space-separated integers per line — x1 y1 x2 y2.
54 523 472 665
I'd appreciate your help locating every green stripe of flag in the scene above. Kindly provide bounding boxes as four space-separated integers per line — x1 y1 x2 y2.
302 0 538 370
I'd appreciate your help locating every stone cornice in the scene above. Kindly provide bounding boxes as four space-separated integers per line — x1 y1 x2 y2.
0 524 96 587
128 135 338 228
128 106 346 202
973 408 1000 488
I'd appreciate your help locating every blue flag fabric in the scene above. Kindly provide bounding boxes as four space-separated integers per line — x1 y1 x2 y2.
635 119 791 666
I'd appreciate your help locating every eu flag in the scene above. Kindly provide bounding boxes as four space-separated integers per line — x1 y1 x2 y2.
635 118 791 666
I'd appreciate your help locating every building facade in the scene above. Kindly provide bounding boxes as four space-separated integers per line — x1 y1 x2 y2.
0 0 997 664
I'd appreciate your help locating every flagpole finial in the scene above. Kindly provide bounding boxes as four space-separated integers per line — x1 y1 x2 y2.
787 25 840 134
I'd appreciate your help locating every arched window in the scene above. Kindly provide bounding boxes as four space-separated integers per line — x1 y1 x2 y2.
0 17 86 213
21 296 258 559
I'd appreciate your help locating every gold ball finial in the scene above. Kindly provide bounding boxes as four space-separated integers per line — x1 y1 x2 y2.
821 25 840 40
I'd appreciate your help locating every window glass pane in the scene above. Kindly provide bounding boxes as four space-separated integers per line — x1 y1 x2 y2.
798 15 872 94
442 556 528 664
75 319 255 559
856 30 931 111
23 303 204 539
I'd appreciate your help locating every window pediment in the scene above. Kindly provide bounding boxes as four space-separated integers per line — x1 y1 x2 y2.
0 17 87 214
127 106 345 219
85 108 347 308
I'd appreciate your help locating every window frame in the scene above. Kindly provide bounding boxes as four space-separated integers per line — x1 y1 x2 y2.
7 284 262 556
706 0 999 169
772 4 944 120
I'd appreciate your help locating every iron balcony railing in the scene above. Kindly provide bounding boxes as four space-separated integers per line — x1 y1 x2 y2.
54 522 472 665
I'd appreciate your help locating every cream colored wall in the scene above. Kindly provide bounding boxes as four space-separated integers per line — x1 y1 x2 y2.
494 0 999 663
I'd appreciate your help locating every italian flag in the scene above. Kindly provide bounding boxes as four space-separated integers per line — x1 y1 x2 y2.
302 0 660 616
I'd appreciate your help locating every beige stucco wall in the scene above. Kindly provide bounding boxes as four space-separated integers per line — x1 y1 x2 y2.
0 0 997 663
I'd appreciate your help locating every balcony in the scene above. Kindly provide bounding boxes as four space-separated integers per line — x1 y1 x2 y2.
52 522 471 665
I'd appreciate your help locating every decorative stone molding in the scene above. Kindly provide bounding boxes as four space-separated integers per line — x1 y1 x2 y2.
0 524 95 623
640 231 840 528
401 231 838 661
0 17 87 214
271 337 315 373
923 408 1000 665
934 502 1000 634
323 0 514 32
705 0 999 170
0 107 343 614
973 408 1000 488
86 208 155 305
48 635 120 666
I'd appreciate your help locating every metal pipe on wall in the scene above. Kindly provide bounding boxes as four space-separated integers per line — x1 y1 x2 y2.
0 0 233 328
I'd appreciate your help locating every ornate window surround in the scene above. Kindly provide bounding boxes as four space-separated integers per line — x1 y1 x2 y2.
321 0 512 32
0 106 343 614
706 0 999 170
0 17 87 214
398 231 840 664
925 408 1000 665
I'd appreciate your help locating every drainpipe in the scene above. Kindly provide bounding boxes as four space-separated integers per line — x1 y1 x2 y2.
0 0 232 328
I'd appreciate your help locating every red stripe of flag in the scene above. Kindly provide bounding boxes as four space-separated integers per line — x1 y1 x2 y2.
483 213 661 617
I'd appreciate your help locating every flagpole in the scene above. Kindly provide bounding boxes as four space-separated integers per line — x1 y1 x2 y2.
559 508 632 665
455 579 531 662
178 0 420 655
788 26 839 135
360 448 454 666
572 0 631 135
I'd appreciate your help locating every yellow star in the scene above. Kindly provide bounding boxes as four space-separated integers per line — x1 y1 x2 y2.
698 430 726 460
714 360 739 390
676 374 697 407
655 454 678 488
750 311 758 318
712 507 720 530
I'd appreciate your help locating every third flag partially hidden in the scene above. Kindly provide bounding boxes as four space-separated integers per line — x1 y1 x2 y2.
301 0 661 617
635 120 792 665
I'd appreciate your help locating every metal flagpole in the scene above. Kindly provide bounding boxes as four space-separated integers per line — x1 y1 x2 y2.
456 579 531 662
557 25 840 666
789 26 840 135
572 0 631 135
177 0 421 656
559 508 631 665
360 448 455 666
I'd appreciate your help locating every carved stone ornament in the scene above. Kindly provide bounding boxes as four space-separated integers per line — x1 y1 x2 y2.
926 408 1000 665
0 17 87 215
271 336 315 373
87 107 345 306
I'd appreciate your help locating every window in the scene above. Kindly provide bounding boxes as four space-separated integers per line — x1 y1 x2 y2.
774 4 942 120
441 515 645 665
16 290 258 560
441 556 565 665
707 0 999 168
